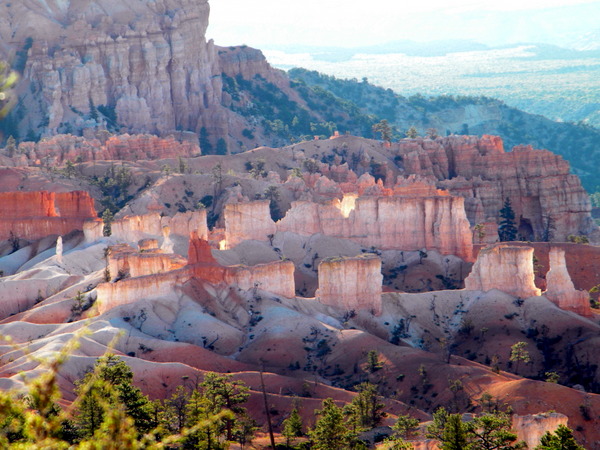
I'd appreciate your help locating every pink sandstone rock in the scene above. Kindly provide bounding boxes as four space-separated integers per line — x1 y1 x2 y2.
315 254 383 315
223 194 473 261
223 201 277 249
84 211 208 244
544 248 591 316
96 235 295 314
513 413 568 449
107 244 186 279
465 244 542 298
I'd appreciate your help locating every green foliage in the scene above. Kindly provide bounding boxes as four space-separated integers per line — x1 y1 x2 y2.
347 382 386 430
282 407 304 446
440 414 471 450
309 398 359 450
405 126 419 138
391 414 420 440
509 341 531 374
372 119 393 142
365 350 383 373
536 424 585 450
498 198 518 242
0 340 253 449
470 413 526 450
101 209 113 237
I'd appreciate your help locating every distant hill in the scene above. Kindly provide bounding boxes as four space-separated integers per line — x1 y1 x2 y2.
287 68 600 192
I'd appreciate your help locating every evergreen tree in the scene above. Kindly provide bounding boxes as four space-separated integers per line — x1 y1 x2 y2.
348 382 386 429
498 198 518 241
309 398 357 450
426 407 449 441
372 119 393 142
470 413 526 449
392 414 420 440
406 126 419 139
282 407 304 447
5 135 16 157
365 350 383 373
536 425 585 450
102 208 113 237
509 341 531 374
74 354 154 438
440 414 471 450
201 372 250 441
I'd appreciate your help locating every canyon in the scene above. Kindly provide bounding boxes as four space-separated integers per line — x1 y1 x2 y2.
0 0 598 447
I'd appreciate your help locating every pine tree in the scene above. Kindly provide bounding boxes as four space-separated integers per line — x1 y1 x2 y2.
201 372 250 441
470 413 526 449
536 424 585 450
365 350 383 373
348 382 386 429
498 198 518 241
440 414 471 450
282 407 304 447
309 398 357 450
372 119 393 142
74 354 154 438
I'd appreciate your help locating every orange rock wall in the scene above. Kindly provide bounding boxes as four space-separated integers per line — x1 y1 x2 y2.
316 255 383 315
0 191 97 240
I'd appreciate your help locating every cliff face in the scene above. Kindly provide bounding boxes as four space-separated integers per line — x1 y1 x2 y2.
224 195 473 261
544 248 591 316
15 134 200 165
0 191 96 240
465 244 542 298
397 135 594 241
1 0 221 137
315 255 383 315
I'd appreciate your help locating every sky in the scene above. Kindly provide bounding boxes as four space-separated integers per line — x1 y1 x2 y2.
208 0 600 49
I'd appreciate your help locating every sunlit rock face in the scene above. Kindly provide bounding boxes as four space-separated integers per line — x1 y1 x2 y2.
0 191 96 240
224 195 473 261
464 244 541 298
513 413 569 449
315 255 383 315
397 135 595 241
544 247 591 316
1 0 221 136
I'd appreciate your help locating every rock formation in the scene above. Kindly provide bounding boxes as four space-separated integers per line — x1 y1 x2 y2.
1 0 222 136
315 254 383 315
395 135 594 241
15 134 200 165
224 195 473 261
223 201 277 249
465 244 542 298
513 413 568 449
107 243 186 279
0 191 97 240
544 248 591 316
84 211 208 245
96 234 295 314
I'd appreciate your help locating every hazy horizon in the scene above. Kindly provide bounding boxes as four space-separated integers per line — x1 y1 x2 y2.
208 0 600 50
